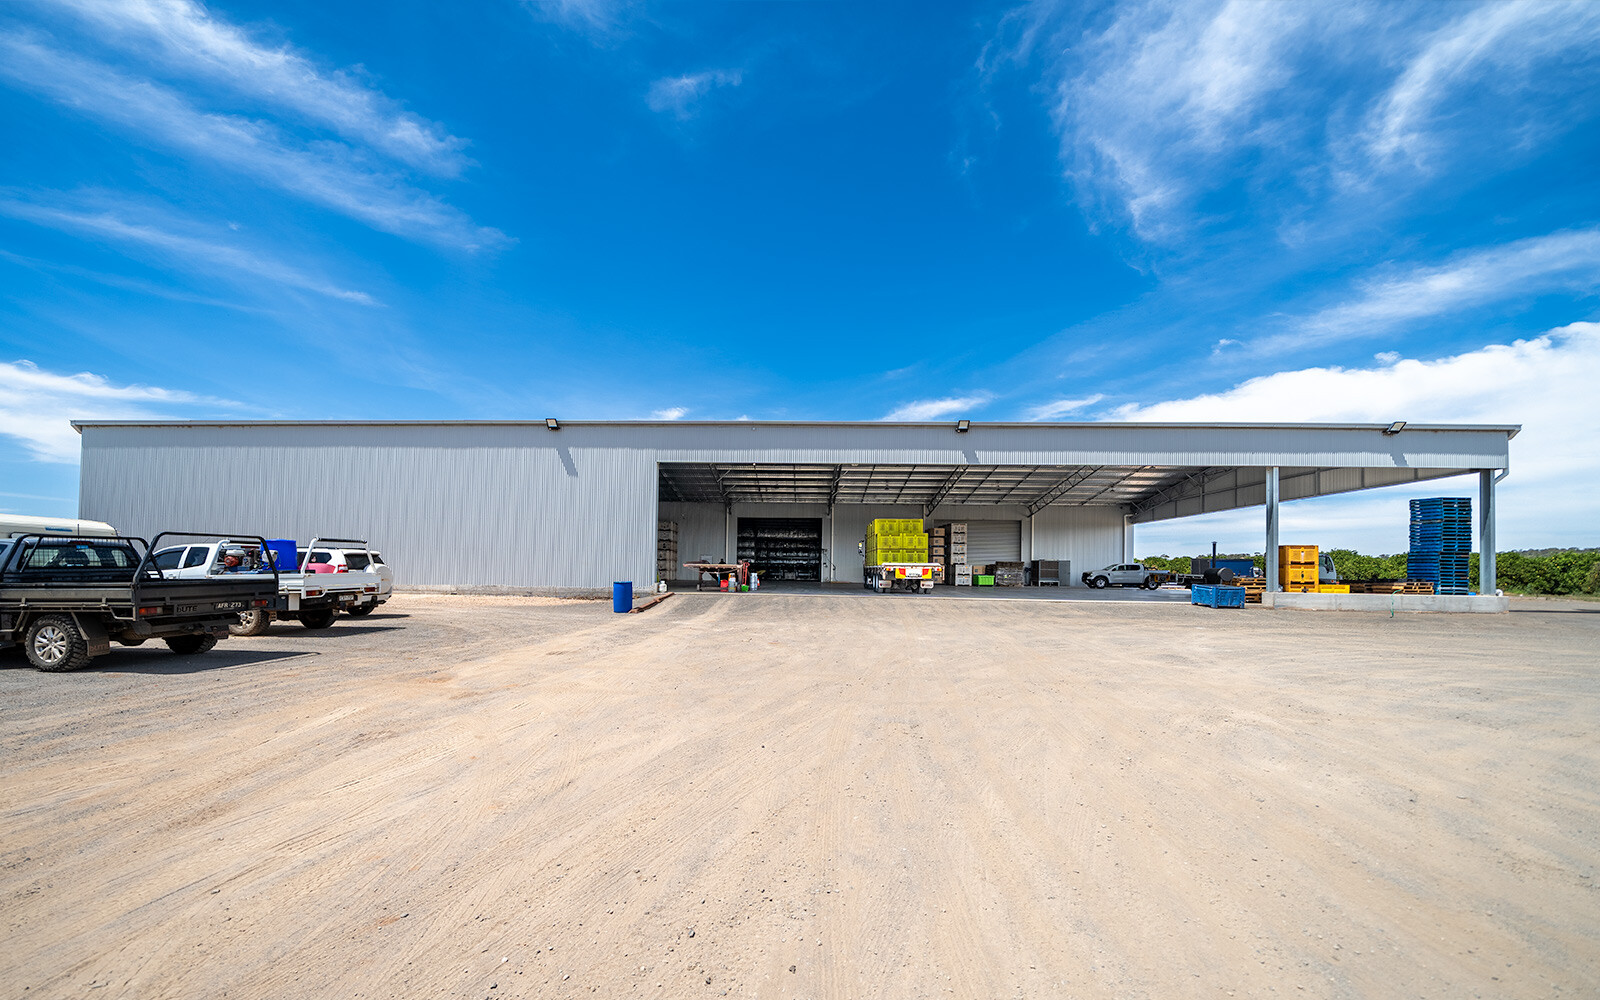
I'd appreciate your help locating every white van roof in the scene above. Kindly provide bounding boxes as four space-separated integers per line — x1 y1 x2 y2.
0 514 119 538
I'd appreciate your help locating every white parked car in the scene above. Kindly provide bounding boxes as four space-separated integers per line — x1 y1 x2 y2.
1081 562 1167 590
300 545 393 616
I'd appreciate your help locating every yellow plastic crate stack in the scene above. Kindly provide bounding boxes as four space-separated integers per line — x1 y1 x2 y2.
866 518 929 565
1278 544 1318 593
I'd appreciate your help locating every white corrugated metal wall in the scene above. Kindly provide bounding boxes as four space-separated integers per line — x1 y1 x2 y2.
79 424 658 594
1030 505 1126 582
658 501 727 573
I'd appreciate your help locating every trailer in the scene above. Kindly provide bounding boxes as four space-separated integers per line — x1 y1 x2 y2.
863 562 939 594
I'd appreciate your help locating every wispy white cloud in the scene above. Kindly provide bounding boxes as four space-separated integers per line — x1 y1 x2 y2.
0 32 506 251
1269 229 1600 351
51 0 470 175
0 360 244 463
1018 0 1600 246
0 490 75 502
1365 1 1600 166
525 0 632 35
0 193 379 305
650 407 688 420
883 394 991 421
1034 0 1316 242
1119 322 1600 550
647 70 742 119
1024 394 1105 421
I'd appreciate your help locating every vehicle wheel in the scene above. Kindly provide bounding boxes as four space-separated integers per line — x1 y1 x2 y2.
24 615 92 672
1092 575 1110 589
298 608 336 629
344 603 375 618
1143 576 1159 590
164 634 218 655
230 609 272 636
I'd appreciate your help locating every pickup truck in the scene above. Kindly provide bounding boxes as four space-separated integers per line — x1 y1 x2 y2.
1081 563 1168 590
0 532 278 671
150 536 382 634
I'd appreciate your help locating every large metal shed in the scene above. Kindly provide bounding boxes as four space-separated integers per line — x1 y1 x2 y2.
73 420 1517 595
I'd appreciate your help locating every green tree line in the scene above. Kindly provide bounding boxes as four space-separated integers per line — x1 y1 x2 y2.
1139 549 1600 595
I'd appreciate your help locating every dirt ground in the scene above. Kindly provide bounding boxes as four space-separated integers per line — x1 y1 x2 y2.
2 593 1597 999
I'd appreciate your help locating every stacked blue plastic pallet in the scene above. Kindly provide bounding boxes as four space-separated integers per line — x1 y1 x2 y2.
1408 497 1471 595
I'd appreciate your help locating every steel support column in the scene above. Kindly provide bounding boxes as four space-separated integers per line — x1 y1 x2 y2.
1480 470 1497 594
1265 466 1281 592
1122 514 1135 562
827 512 835 584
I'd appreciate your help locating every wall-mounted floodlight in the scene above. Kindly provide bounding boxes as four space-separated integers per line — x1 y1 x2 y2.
956 419 971 433
545 418 561 431
1383 420 1406 435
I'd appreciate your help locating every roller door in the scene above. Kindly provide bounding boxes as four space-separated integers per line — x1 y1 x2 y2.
964 520 1021 563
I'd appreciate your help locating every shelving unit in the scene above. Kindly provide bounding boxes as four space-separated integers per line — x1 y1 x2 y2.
736 518 822 582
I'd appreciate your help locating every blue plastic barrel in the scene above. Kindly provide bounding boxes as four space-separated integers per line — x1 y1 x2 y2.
612 581 633 613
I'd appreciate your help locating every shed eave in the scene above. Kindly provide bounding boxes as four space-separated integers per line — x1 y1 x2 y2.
68 418 1524 437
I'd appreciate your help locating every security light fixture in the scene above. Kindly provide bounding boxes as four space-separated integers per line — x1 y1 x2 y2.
1383 421 1406 435
545 418 560 431
956 419 971 433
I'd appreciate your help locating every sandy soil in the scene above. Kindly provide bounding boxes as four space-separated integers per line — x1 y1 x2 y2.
2 592 1597 999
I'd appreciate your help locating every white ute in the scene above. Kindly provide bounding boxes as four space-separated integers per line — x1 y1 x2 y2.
1081 562 1168 590
151 536 382 633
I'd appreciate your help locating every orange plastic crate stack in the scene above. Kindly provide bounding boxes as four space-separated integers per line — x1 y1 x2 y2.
1278 545 1318 592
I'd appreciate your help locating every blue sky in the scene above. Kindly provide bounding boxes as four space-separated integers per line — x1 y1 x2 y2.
3 0 1597 554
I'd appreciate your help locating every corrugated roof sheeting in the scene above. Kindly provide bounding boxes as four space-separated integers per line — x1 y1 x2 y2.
658 463 1203 512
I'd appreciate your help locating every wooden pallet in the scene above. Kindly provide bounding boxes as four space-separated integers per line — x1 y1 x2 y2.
1344 581 1436 595
1235 578 1267 604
